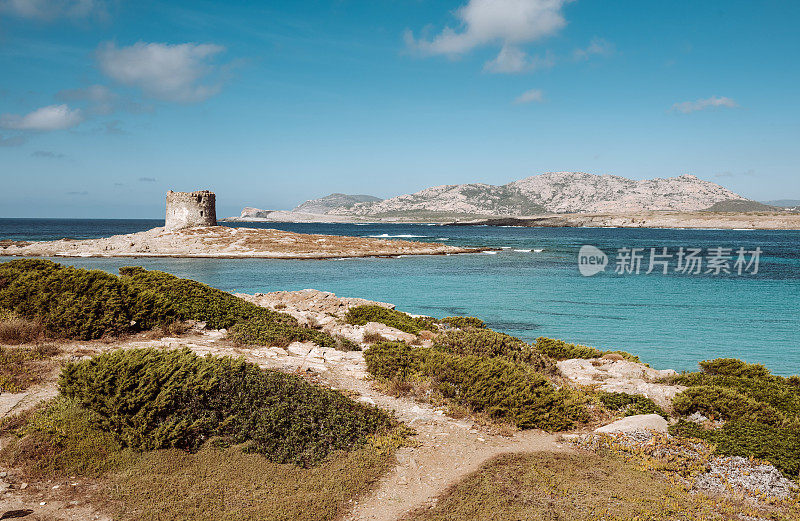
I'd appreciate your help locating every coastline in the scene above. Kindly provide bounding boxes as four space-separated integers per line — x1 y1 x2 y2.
0 225 489 259
444 211 800 230
222 210 800 230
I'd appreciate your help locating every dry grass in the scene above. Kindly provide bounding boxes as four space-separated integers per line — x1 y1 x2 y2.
110 443 394 521
0 315 44 344
403 452 782 521
0 343 60 393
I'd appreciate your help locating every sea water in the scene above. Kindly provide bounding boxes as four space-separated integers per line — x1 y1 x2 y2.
1 218 798 375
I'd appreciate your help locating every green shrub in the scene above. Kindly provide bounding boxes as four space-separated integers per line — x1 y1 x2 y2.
364 342 586 431
534 337 640 363
59 348 395 466
119 266 296 330
0 260 340 348
698 358 771 379
597 392 666 418
345 305 430 335
433 329 556 375
0 259 144 339
672 386 788 426
671 358 800 478
671 419 800 478
439 316 486 329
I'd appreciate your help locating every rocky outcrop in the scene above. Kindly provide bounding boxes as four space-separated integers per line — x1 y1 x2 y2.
557 358 683 409
329 172 748 217
594 414 668 434
0 226 485 259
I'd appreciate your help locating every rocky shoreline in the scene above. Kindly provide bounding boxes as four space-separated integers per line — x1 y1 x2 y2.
446 210 800 230
0 225 488 259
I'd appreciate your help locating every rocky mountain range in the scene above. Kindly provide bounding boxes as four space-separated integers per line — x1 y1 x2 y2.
324 172 747 217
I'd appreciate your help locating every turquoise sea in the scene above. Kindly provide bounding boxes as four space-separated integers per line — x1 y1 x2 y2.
1 218 798 375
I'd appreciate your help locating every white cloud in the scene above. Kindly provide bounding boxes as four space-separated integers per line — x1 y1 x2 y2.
0 0 105 21
483 45 554 73
406 0 572 70
573 38 614 60
671 96 738 114
514 88 545 104
97 42 226 103
0 104 84 130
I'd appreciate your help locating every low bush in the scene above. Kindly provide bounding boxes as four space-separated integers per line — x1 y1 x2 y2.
534 337 640 363
698 358 771 379
671 358 800 478
345 305 430 335
363 331 389 344
672 385 787 426
439 316 486 329
0 259 143 339
671 419 800 478
597 392 666 418
433 329 556 375
59 348 394 466
364 342 586 431
0 260 340 348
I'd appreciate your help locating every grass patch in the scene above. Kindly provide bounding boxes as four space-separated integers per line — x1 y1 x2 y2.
3 397 136 477
112 442 393 521
0 310 44 344
345 305 431 335
403 452 774 521
364 342 586 431
535 336 640 362
0 343 60 393
60 348 395 466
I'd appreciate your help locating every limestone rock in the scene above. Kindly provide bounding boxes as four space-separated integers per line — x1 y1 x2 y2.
595 414 668 434
557 358 683 409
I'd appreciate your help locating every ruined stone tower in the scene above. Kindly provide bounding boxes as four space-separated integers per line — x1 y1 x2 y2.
164 190 217 231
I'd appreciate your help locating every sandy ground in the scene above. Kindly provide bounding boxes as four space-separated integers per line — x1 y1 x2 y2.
0 226 487 259
449 211 800 230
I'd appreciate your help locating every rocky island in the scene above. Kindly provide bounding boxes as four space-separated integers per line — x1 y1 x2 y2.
0 191 486 259
229 172 800 229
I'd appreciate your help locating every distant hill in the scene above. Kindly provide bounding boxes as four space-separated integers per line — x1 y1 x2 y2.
328 172 748 217
762 199 800 208
703 200 781 212
292 193 382 214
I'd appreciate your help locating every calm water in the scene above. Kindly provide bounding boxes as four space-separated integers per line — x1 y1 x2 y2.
2 218 799 375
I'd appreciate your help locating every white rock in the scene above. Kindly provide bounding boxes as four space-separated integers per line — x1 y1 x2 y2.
595 414 668 434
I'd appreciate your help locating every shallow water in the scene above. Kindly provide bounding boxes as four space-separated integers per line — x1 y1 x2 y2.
2 218 798 375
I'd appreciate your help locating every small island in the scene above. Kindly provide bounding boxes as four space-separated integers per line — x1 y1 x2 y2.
0 190 486 259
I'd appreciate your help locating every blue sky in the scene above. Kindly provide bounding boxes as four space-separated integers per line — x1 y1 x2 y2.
1 0 798 218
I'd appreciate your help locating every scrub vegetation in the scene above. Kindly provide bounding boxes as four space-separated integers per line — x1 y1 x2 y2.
670 358 800 478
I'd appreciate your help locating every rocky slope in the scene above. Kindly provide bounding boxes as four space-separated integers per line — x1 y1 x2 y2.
292 193 382 214
328 172 747 217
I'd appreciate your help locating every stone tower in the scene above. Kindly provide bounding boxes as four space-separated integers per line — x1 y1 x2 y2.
164 190 217 231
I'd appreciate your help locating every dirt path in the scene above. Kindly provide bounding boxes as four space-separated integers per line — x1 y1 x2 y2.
1 331 572 521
